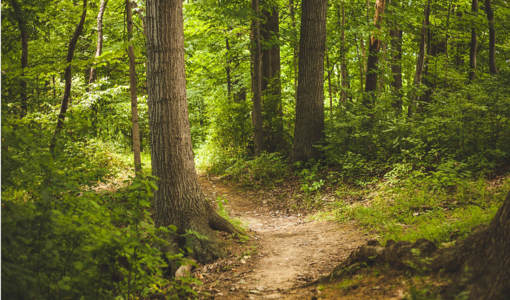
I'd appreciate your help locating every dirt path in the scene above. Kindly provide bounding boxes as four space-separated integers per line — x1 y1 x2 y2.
197 176 367 299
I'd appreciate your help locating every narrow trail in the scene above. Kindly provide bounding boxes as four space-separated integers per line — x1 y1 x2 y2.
198 176 368 299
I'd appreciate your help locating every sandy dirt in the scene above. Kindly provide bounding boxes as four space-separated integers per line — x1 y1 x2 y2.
195 176 370 299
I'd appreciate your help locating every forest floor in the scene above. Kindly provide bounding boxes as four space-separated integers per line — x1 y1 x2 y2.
192 176 435 299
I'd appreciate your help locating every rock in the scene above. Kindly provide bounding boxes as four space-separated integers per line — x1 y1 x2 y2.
174 263 192 279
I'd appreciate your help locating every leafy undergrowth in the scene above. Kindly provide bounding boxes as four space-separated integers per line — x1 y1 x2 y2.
2 131 200 299
310 175 510 246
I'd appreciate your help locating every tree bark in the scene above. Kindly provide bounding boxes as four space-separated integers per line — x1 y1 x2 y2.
89 0 108 86
126 0 142 175
408 1 429 117
289 0 327 164
50 0 87 154
11 0 28 118
261 2 284 152
363 0 386 108
146 0 239 266
484 0 498 74
469 0 478 81
251 0 264 156
388 0 402 114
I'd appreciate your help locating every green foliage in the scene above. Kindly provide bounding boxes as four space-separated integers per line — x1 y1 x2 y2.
1 118 199 299
312 177 510 245
322 74 510 183
294 160 325 194
200 152 289 188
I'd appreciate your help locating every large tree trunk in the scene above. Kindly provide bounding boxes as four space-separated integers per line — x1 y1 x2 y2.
261 2 284 152
484 0 498 75
388 0 403 114
469 0 478 81
125 0 142 175
146 0 239 266
329 190 510 300
289 0 327 164
50 0 87 153
89 0 107 86
251 0 264 156
408 1 428 117
11 0 28 118
363 0 386 108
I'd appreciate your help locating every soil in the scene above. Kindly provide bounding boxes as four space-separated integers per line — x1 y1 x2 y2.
192 176 417 299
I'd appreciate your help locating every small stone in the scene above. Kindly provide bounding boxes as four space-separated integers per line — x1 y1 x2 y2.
216 293 224 296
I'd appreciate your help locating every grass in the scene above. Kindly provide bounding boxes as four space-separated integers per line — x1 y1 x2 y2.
311 176 510 245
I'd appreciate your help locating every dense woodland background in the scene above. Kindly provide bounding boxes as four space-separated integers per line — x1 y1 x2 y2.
2 0 510 298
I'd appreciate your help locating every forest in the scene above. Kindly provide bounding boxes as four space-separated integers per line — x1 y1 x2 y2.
2 0 510 298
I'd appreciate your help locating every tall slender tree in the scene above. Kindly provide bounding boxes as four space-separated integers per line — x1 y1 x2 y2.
10 0 28 118
251 0 264 155
261 1 284 152
125 0 142 174
339 3 349 103
469 0 478 81
289 0 327 164
409 1 429 117
484 0 498 74
50 0 88 153
363 0 386 107
388 0 403 113
146 0 239 266
89 0 108 86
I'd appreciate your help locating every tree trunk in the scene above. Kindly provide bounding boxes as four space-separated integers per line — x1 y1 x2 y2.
339 3 349 103
408 1 428 117
50 0 87 154
469 0 478 81
126 0 142 175
453 190 510 299
290 0 298 101
363 0 386 108
261 2 284 152
11 0 28 118
146 0 239 266
289 0 327 164
484 0 498 74
388 0 402 114
326 46 333 117
329 190 510 300
89 0 107 86
251 0 264 156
